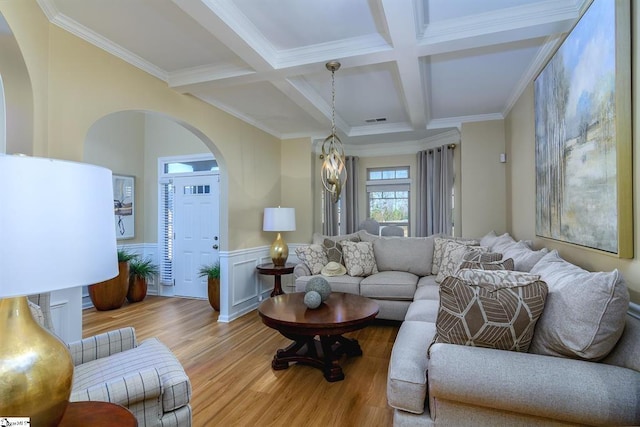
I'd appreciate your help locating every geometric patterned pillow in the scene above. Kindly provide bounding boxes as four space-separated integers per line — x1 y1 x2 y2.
435 241 487 283
459 258 515 271
323 237 358 265
433 276 548 352
295 244 328 275
342 241 379 277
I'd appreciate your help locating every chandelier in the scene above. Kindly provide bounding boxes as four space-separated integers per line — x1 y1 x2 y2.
320 60 347 203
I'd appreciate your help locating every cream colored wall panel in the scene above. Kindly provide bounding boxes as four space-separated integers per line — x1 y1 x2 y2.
460 121 507 238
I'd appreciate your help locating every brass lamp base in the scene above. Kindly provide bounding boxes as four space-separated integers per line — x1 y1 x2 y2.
270 232 289 267
0 296 74 426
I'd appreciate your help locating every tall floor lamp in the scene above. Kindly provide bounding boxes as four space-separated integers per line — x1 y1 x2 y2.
0 155 118 426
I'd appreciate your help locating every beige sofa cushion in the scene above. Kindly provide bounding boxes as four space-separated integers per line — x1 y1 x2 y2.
360 271 418 300
433 276 548 352
529 250 630 360
373 236 434 276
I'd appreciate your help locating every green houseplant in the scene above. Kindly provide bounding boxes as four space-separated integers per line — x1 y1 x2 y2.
128 257 159 303
89 249 137 310
199 262 220 311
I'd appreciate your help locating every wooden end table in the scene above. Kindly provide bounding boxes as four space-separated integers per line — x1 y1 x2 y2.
256 262 295 297
258 292 379 382
60 401 137 426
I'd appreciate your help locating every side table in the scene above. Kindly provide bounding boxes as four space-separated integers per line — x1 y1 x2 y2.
256 263 295 297
59 401 137 426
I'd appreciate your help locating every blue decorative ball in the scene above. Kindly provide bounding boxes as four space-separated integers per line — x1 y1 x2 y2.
305 276 332 301
304 290 322 309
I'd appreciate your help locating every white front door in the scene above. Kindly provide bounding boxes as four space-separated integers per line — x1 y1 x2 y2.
173 174 220 298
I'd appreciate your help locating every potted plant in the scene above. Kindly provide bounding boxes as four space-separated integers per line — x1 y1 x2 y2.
127 257 159 303
198 262 220 311
89 249 136 310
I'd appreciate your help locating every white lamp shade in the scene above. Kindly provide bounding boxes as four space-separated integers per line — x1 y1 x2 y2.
263 207 296 232
0 155 118 297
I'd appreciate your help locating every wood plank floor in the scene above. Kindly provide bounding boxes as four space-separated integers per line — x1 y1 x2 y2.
82 296 399 426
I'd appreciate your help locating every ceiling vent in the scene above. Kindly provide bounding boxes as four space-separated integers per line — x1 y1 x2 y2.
365 117 387 123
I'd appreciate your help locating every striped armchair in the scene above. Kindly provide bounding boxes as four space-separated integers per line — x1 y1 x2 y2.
29 294 192 427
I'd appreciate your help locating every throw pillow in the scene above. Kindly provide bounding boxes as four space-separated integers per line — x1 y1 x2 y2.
435 241 486 283
323 237 359 265
456 268 540 286
294 244 328 275
459 258 515 271
433 276 548 352
501 241 549 272
342 241 379 277
490 233 519 254
432 237 479 275
462 250 502 263
479 230 499 250
529 250 630 361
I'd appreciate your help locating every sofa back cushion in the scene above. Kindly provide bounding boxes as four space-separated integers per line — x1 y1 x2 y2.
373 236 434 276
529 250 630 361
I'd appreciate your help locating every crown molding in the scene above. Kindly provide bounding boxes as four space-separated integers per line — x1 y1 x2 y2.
37 0 167 81
348 122 413 137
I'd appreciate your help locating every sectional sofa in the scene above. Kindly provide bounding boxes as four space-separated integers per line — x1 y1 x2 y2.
294 231 640 426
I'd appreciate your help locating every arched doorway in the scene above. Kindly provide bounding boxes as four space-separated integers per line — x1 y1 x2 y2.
83 111 225 302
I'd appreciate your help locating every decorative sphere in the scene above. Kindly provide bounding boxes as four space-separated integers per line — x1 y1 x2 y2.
304 291 322 309
305 276 332 301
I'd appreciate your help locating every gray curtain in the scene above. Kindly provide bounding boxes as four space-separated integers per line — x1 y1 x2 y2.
322 188 339 236
343 156 359 234
416 145 455 236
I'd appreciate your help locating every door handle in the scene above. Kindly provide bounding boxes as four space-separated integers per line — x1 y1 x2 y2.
212 244 219 250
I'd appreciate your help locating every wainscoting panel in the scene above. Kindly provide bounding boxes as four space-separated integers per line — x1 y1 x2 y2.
218 246 303 323
51 287 82 343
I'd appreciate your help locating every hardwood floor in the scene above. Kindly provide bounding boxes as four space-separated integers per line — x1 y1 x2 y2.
82 296 399 426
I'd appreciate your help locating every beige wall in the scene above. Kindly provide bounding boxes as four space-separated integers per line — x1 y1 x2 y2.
460 120 507 238
1 0 281 251
505 4 640 302
280 137 315 244
0 17 32 155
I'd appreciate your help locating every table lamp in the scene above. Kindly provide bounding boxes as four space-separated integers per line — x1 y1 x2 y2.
263 207 296 266
0 155 118 426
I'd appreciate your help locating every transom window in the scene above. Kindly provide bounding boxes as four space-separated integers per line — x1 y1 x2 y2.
366 167 411 235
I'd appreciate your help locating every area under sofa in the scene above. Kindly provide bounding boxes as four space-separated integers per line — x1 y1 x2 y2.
294 230 640 426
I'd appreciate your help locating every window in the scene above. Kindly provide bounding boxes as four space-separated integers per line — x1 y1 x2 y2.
367 167 410 235
159 180 174 285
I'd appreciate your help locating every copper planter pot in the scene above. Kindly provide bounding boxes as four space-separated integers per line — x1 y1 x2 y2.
89 261 129 310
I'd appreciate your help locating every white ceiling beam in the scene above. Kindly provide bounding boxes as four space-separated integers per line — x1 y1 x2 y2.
379 0 427 131
171 0 276 72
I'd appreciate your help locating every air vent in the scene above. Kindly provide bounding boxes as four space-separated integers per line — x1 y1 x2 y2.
365 117 387 123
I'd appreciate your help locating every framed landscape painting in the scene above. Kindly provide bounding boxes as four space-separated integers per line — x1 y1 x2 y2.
534 0 632 257
113 174 135 239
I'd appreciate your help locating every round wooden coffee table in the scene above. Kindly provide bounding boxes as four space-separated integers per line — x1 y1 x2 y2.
258 292 379 382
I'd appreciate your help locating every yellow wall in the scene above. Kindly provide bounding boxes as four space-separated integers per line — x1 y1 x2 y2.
505 4 640 302
460 121 508 238
280 137 315 244
1 0 281 251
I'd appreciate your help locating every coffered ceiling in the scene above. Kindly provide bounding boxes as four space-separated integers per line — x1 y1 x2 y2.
36 0 589 151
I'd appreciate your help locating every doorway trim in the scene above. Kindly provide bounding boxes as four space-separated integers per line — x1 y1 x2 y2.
157 153 219 296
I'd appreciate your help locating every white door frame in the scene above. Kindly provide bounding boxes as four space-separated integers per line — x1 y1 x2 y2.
157 153 220 297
